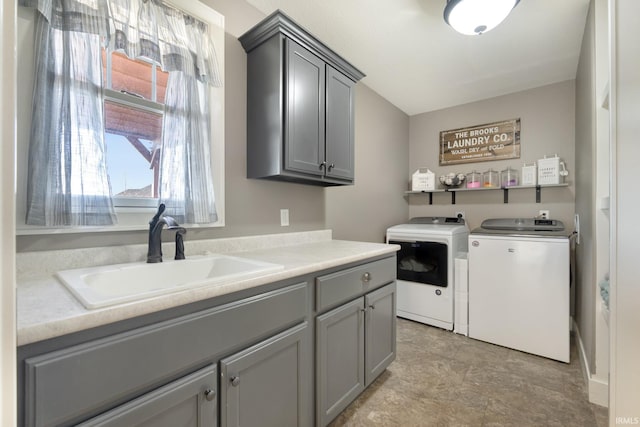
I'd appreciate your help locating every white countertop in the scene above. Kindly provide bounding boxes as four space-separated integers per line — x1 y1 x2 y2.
17 230 399 346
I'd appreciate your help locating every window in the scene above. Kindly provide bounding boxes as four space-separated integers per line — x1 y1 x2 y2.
103 50 168 206
16 0 225 231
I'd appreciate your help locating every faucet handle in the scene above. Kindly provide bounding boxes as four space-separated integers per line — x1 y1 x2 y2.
175 228 186 260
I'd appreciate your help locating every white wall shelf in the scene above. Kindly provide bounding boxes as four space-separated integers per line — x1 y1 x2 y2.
405 183 569 205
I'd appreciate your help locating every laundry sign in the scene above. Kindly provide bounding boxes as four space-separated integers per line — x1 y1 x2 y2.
439 118 521 165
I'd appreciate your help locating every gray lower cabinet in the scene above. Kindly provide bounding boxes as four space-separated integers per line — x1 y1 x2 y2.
220 322 310 427
20 282 308 427
316 282 396 426
364 283 397 386
316 298 365 426
18 255 396 427
77 365 217 427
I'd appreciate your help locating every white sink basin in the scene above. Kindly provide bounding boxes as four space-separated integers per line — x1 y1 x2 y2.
56 254 284 309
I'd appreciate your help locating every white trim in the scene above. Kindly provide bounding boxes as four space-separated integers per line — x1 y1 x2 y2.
0 0 17 424
608 0 617 422
573 319 609 408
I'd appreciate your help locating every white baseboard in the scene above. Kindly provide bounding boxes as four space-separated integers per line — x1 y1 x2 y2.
573 319 609 408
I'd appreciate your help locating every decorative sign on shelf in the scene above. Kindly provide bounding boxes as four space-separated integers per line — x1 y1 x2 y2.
439 118 521 165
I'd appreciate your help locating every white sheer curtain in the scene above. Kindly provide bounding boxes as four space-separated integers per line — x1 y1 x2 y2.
159 72 217 224
25 2 116 226
21 0 222 226
107 0 221 86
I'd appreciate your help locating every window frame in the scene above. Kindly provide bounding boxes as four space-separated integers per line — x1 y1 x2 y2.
15 0 225 234
103 85 165 209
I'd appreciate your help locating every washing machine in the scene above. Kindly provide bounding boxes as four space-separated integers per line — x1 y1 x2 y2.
468 218 571 362
386 217 469 330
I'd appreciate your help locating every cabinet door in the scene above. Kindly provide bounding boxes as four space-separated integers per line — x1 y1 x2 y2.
220 322 310 427
365 282 397 386
285 39 325 177
325 66 355 181
316 298 365 427
77 365 217 427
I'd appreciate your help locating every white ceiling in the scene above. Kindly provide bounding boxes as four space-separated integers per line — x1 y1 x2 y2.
244 0 591 115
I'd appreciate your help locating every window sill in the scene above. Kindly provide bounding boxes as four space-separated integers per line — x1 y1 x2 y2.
16 207 224 236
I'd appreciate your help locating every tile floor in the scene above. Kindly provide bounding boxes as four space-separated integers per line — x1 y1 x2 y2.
330 318 609 427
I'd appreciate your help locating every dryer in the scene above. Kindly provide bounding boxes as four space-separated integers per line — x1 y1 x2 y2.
386 217 469 330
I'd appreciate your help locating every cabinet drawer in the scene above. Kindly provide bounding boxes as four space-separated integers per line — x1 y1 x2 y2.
24 282 308 427
316 257 395 312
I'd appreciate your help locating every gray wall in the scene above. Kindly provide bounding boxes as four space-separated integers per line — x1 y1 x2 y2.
574 0 596 374
408 81 576 231
325 84 410 243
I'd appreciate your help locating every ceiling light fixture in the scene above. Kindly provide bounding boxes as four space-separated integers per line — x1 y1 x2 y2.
444 0 520 36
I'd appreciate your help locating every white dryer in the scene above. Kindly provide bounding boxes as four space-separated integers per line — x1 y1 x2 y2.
386 217 469 330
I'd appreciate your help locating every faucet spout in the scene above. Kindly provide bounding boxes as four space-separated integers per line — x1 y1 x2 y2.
147 204 186 263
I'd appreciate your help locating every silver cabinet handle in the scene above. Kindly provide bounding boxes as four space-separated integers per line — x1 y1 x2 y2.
360 308 367 313
319 161 327 169
230 376 240 387
362 272 371 282
327 163 335 171
204 389 216 401
369 304 375 310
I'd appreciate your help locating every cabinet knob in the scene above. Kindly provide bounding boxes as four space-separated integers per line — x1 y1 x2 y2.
204 389 216 401
319 161 327 169
327 163 335 171
369 304 376 310
230 376 240 387
362 272 371 282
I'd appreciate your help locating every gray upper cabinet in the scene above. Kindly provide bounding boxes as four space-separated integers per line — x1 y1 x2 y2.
240 10 364 186
325 66 355 181
285 39 326 177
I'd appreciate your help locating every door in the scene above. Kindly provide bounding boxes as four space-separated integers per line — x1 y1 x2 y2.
316 297 365 426
220 322 310 427
285 38 325 176
390 240 449 287
365 283 396 386
78 365 217 427
325 66 355 181
468 235 570 362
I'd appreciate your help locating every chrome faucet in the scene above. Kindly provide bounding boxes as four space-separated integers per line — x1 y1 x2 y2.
147 204 187 263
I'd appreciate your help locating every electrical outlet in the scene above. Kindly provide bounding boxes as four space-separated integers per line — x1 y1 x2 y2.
280 209 289 226
456 211 465 220
538 210 550 219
